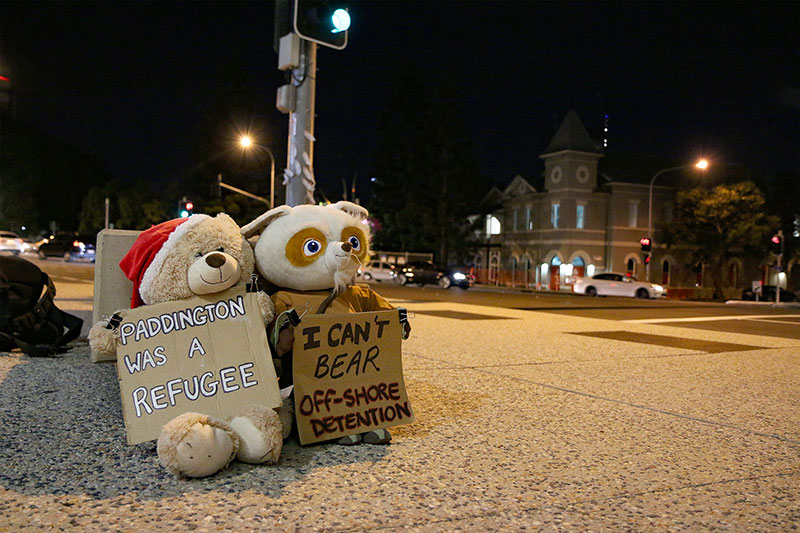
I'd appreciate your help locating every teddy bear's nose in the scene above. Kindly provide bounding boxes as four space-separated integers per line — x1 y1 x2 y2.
341 242 352 253
205 252 226 268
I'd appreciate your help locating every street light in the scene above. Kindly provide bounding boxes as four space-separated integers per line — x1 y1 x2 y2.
239 135 276 209
646 158 709 281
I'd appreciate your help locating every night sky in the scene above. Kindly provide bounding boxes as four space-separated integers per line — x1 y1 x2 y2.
2 1 798 201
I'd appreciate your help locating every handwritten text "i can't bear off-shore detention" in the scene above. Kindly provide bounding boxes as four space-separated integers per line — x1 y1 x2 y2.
295 314 413 439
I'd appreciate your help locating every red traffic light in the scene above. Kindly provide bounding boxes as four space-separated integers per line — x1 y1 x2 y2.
771 235 781 244
185 202 194 211
640 237 651 246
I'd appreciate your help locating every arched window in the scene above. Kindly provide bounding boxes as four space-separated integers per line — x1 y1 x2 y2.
662 260 670 286
509 257 518 285
626 258 635 276
572 256 586 278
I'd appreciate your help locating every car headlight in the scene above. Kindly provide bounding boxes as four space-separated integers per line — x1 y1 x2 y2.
452 272 466 281
652 285 664 292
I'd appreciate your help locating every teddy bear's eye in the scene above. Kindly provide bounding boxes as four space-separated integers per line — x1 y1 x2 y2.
217 247 224 253
346 235 361 252
303 238 322 257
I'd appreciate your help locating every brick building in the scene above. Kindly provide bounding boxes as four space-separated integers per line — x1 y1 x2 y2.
470 111 767 297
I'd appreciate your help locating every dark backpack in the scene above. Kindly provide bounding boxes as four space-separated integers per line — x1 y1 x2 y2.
0 255 83 357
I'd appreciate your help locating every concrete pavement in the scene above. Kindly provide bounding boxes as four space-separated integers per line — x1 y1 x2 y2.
1 296 798 531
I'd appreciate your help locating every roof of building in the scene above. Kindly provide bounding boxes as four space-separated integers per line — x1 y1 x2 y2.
541 110 604 156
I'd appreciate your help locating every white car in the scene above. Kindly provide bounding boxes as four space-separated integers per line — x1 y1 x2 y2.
357 259 396 282
0 231 25 255
573 272 666 299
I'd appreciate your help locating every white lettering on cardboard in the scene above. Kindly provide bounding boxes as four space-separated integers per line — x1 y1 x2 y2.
131 362 259 418
187 337 206 358
119 295 246 346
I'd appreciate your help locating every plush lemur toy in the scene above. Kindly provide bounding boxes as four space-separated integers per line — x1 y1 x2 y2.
241 201 410 446
89 213 290 478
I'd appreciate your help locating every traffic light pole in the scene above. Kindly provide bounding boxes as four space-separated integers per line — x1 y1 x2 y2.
285 39 317 207
776 229 784 303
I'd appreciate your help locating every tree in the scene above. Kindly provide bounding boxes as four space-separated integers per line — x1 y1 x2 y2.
368 69 489 265
661 181 778 299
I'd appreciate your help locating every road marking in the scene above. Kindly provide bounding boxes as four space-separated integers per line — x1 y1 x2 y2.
50 275 93 284
570 331 766 353
623 314 800 324
414 310 517 320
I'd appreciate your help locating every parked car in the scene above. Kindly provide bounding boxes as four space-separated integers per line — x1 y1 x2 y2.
741 285 796 302
357 259 396 282
573 272 666 299
37 233 96 262
0 231 25 255
392 261 473 289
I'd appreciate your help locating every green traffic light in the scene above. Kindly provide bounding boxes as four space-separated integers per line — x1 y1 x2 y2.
331 8 350 33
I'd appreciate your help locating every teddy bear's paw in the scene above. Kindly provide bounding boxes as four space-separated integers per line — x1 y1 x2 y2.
229 406 283 464
157 412 238 478
256 290 276 324
88 320 119 355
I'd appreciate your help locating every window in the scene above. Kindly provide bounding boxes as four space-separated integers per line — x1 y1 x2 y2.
525 207 532 230
551 203 560 228
485 215 501 235
512 208 518 231
576 204 585 229
628 201 638 228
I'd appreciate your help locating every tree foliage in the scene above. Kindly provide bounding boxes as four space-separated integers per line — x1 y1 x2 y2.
368 68 489 265
661 181 778 298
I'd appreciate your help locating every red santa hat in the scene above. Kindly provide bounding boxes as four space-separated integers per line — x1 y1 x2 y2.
119 215 209 308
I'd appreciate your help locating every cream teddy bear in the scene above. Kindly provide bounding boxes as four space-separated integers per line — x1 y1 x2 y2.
157 404 284 478
89 213 287 477
241 201 410 446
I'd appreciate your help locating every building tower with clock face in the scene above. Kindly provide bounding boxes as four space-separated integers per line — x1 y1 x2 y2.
540 110 604 192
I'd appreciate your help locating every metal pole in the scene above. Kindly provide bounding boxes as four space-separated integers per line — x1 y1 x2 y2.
647 164 691 281
285 39 317 206
269 150 275 209
776 229 784 303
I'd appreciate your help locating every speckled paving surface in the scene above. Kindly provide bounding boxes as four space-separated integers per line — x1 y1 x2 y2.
1 300 798 531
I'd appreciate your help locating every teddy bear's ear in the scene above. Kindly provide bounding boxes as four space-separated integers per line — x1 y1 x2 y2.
241 206 293 238
329 201 369 220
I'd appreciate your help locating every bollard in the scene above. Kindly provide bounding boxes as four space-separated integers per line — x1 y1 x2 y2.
91 229 141 362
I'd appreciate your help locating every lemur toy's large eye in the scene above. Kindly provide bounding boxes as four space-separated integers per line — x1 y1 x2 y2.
286 227 327 267
341 226 368 262
346 235 361 252
303 238 322 256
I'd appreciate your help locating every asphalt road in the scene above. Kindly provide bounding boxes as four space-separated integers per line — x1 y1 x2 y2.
24 254 800 341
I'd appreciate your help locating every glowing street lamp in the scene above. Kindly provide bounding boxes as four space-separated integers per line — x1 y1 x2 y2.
239 135 275 209
646 159 709 280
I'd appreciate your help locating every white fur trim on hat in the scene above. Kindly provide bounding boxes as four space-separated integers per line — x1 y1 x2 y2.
139 214 210 305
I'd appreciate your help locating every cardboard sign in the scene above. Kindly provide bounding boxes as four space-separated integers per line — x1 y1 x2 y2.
293 310 415 444
116 286 281 445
